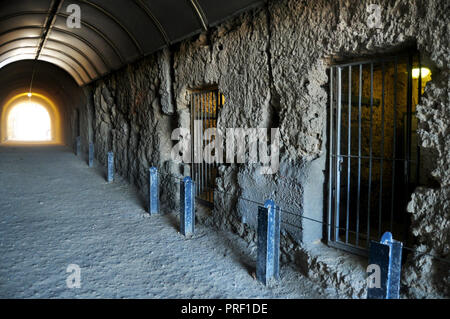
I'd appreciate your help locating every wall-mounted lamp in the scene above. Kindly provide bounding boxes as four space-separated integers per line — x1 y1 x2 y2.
412 67 431 79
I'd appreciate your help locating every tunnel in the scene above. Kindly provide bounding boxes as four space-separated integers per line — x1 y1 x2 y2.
0 60 85 145
0 0 448 301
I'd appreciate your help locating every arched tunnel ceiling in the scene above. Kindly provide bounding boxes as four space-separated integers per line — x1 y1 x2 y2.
0 0 266 86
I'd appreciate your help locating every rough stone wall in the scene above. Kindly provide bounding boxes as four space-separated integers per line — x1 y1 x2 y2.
172 8 295 235
91 53 174 205
85 0 449 298
267 0 449 298
405 65 450 297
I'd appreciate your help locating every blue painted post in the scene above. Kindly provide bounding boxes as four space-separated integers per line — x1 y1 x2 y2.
107 152 114 183
180 176 195 236
88 142 94 167
256 199 281 285
367 232 403 299
75 136 81 156
149 167 159 215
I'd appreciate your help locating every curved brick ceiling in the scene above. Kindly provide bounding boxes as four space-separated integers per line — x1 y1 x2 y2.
0 0 265 86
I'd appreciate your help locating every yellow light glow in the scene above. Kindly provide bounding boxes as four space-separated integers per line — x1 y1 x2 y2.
1 92 62 144
27 92 32 97
7 102 51 141
412 67 431 79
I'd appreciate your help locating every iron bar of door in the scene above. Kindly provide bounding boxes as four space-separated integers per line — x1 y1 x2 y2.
211 91 215 203
205 92 208 203
345 65 352 243
332 55 398 68
406 54 413 192
199 92 202 198
192 93 196 195
206 92 210 202
206 92 209 202
390 56 398 231
331 154 417 163
378 61 386 239
201 92 204 198
195 93 198 196
195 93 199 196
190 93 193 181
192 93 195 195
366 63 374 248
203 92 206 201
405 55 413 244
211 90 217 203
329 239 369 257
335 67 342 241
206 92 210 203
356 64 362 246
207 92 211 203
203 92 206 197
327 66 334 244
199 94 202 196
404 54 414 240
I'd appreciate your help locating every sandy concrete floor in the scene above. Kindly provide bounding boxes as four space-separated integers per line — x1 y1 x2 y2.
0 145 337 298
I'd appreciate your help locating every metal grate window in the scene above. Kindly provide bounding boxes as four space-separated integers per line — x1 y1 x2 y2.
190 87 224 206
327 52 429 255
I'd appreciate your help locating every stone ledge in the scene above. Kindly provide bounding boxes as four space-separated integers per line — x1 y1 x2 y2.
293 241 368 298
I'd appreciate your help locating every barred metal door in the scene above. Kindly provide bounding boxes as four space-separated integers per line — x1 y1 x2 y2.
190 88 224 206
327 52 426 255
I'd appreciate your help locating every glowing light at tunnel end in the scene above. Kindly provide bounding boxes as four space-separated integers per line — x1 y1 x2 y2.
7 101 51 141
1 92 62 144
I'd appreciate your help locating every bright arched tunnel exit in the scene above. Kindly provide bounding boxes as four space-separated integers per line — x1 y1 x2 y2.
0 60 87 147
0 92 63 144
7 101 51 142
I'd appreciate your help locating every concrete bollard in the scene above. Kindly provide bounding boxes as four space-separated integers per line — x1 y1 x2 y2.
180 176 195 236
88 143 94 167
75 136 81 156
107 152 114 183
367 231 403 299
148 167 159 215
256 199 281 286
